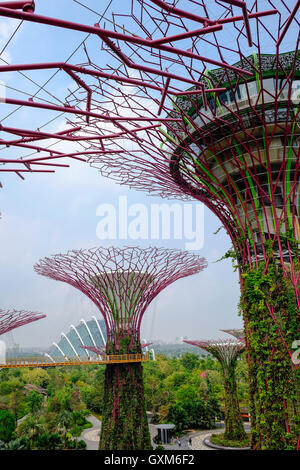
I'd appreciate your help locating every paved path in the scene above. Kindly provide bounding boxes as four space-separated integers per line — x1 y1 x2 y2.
79 417 250 451
79 415 101 450
158 424 225 451
191 423 250 450
190 428 225 450
152 423 250 451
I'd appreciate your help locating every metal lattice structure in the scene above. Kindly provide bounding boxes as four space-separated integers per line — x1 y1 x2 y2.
221 329 245 340
184 338 245 366
0 308 46 336
34 246 207 349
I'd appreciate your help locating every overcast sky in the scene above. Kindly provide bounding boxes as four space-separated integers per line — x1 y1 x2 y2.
3 0 290 348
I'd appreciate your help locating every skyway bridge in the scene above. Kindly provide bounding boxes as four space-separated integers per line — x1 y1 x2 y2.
0 352 149 369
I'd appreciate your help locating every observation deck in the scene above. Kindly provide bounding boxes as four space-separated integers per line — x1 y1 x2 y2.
167 51 300 261
0 352 149 369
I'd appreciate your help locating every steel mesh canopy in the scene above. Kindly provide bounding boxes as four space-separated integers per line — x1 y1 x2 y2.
221 328 245 340
0 308 46 336
184 338 245 366
34 246 207 344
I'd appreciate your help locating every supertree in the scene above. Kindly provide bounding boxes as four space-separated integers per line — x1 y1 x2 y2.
185 338 246 441
2 0 299 449
34 246 207 450
0 308 46 336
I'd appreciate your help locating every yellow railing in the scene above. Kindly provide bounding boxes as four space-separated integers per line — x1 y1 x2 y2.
0 352 149 369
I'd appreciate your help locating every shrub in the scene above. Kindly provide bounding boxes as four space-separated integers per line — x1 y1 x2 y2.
0 409 16 442
77 439 87 449
36 432 63 450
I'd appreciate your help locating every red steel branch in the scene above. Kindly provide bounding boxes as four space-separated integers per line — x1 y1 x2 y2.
80 345 106 356
0 0 278 180
0 4 268 77
0 1 35 11
0 308 46 336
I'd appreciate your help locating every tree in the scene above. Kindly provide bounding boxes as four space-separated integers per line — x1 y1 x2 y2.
0 409 16 442
55 410 73 445
9 389 26 423
23 369 50 388
36 432 63 450
167 404 188 432
176 384 197 404
17 414 45 449
56 386 72 411
47 395 61 413
26 390 44 414
70 424 82 437
0 379 23 396
181 353 200 371
89 394 103 414
165 371 187 389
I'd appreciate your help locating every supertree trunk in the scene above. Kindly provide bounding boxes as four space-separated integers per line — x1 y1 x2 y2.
222 324 258 447
241 262 300 450
100 361 150 449
241 313 258 449
100 362 150 450
223 365 246 441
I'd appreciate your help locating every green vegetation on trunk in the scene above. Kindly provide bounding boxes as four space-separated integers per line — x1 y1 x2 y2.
223 365 246 440
240 261 300 450
99 334 151 450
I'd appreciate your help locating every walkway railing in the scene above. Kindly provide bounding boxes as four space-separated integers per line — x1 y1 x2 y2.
0 352 149 368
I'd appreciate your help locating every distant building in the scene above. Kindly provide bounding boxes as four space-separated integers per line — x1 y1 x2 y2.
47 317 107 360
